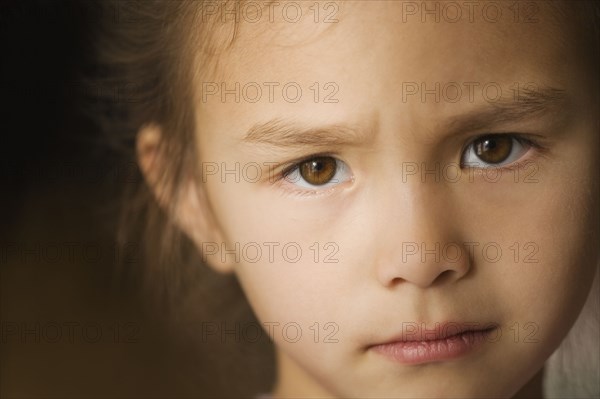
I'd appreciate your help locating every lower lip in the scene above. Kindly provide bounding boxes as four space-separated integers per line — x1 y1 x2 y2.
370 329 494 365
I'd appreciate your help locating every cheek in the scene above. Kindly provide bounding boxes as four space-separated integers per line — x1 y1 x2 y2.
480 152 599 360
203 176 338 316
526 182 597 323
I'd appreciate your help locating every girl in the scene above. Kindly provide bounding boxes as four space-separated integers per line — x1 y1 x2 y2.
93 1 599 397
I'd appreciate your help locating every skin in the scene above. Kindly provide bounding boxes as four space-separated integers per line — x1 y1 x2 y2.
138 1 599 397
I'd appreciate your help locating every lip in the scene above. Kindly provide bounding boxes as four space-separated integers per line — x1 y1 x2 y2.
368 323 497 365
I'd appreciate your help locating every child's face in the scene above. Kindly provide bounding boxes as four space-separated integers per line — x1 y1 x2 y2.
189 1 598 397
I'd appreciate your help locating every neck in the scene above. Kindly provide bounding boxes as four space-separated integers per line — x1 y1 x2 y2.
513 367 545 399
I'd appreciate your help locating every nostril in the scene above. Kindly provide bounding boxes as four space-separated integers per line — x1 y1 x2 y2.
432 269 456 286
389 277 405 287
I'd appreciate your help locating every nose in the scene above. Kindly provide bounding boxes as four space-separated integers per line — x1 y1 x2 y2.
374 184 471 289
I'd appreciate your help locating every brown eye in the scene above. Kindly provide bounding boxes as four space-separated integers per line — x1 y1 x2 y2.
298 156 338 186
473 135 513 164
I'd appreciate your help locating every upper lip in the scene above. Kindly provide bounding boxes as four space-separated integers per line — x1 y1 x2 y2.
370 322 498 345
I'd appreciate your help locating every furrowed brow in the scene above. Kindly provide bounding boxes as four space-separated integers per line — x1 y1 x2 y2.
242 87 567 149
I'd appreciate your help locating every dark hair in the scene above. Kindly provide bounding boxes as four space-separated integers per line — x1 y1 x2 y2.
88 3 276 394
89 1 219 306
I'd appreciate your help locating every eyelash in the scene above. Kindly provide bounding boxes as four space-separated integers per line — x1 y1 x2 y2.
274 133 546 196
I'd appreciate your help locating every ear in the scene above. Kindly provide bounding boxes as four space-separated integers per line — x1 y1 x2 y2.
136 124 234 274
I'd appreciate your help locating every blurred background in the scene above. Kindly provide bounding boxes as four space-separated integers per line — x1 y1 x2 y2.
0 1 273 397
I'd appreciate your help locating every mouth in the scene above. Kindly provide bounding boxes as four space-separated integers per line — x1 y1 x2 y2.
368 323 498 365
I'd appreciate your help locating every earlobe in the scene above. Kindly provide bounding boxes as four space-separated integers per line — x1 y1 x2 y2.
136 124 235 275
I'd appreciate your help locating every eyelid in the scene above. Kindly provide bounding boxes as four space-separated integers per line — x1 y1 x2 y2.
461 133 542 153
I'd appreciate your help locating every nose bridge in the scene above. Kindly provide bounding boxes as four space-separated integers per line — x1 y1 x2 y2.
374 177 471 289
399 179 452 255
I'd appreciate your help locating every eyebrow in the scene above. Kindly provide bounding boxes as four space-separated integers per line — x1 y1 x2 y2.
243 119 372 148
445 86 569 134
242 86 569 149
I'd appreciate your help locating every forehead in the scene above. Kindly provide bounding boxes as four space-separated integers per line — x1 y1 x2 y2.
204 0 573 75
193 1 586 139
